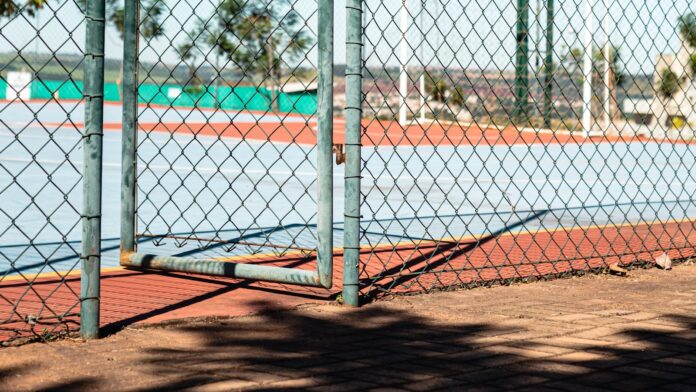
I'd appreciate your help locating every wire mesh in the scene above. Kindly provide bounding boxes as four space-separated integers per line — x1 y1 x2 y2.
357 0 696 299
0 0 85 344
132 0 325 266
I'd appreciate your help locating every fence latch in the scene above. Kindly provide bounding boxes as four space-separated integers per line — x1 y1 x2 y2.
333 144 345 165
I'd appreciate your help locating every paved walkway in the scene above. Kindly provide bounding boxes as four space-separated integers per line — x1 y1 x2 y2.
1 264 695 391
4 219 696 345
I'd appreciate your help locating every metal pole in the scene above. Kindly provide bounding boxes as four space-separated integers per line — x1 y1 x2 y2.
419 0 425 122
399 0 408 125
542 0 555 129
316 0 334 289
514 0 530 123
81 0 106 339
120 0 138 258
581 0 594 136
343 0 363 307
603 0 611 134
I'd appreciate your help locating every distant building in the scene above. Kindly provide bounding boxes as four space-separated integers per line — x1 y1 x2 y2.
648 43 696 136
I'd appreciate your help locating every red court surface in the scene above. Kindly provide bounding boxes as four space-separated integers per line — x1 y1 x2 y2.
122 120 657 147
2 219 695 343
8 99 688 146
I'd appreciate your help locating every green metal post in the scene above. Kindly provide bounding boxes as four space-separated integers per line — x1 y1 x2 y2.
81 0 106 339
343 0 363 307
542 0 555 129
316 0 334 289
121 0 138 256
514 0 530 123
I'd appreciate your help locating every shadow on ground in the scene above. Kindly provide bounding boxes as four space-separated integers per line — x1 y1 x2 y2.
15 301 696 391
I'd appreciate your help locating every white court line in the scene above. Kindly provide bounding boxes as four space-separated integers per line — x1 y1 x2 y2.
0 156 322 178
4 155 694 187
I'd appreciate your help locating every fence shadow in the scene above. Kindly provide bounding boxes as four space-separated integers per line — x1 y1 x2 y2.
11 303 694 391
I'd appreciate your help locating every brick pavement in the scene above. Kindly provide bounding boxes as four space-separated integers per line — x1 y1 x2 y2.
1 264 695 391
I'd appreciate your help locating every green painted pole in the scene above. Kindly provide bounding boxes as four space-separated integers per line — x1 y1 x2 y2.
120 0 138 257
514 0 530 123
316 0 334 289
542 0 555 129
343 0 363 307
81 0 106 339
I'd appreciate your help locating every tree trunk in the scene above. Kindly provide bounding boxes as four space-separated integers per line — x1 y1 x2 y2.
609 67 620 122
267 40 277 112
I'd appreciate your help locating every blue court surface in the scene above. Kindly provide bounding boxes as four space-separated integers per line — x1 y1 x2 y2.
1 104 695 277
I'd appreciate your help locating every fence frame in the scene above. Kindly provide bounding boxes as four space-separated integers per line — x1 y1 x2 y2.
118 0 335 289
80 0 106 339
342 0 363 306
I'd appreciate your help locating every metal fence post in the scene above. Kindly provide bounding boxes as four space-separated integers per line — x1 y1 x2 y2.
514 0 530 123
316 0 334 289
343 0 363 307
543 0 555 129
81 0 106 339
121 0 138 257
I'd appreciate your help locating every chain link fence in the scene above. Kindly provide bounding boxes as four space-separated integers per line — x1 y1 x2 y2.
2 0 696 343
119 0 334 287
133 0 320 257
342 0 696 302
0 0 99 344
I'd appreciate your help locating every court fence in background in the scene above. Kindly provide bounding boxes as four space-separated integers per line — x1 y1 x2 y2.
0 79 318 115
2 0 696 344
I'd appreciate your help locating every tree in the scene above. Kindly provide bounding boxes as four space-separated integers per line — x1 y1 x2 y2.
74 0 165 40
185 0 312 110
0 0 43 17
84 0 166 97
177 40 204 95
449 86 465 109
560 46 583 79
424 72 447 102
3 0 166 99
679 12 696 48
593 44 624 122
2 0 164 38
680 13 696 76
658 68 683 99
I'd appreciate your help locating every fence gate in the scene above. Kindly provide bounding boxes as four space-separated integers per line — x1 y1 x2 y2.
119 0 334 288
342 0 696 305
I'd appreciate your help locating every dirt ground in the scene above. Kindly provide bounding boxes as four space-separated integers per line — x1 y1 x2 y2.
1 265 696 391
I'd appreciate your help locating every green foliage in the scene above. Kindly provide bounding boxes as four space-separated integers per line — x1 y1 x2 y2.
593 44 625 87
187 0 312 86
561 46 583 75
689 53 696 77
75 0 165 39
0 0 44 17
425 72 448 102
658 68 683 99
680 12 696 48
449 86 465 108
177 41 203 90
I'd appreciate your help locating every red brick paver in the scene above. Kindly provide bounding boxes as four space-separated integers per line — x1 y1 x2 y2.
0 265 695 391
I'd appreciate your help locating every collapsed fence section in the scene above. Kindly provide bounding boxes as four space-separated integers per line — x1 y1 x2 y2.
0 0 103 343
343 0 696 302
119 0 335 288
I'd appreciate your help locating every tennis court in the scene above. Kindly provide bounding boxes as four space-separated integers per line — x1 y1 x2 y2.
2 101 695 281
